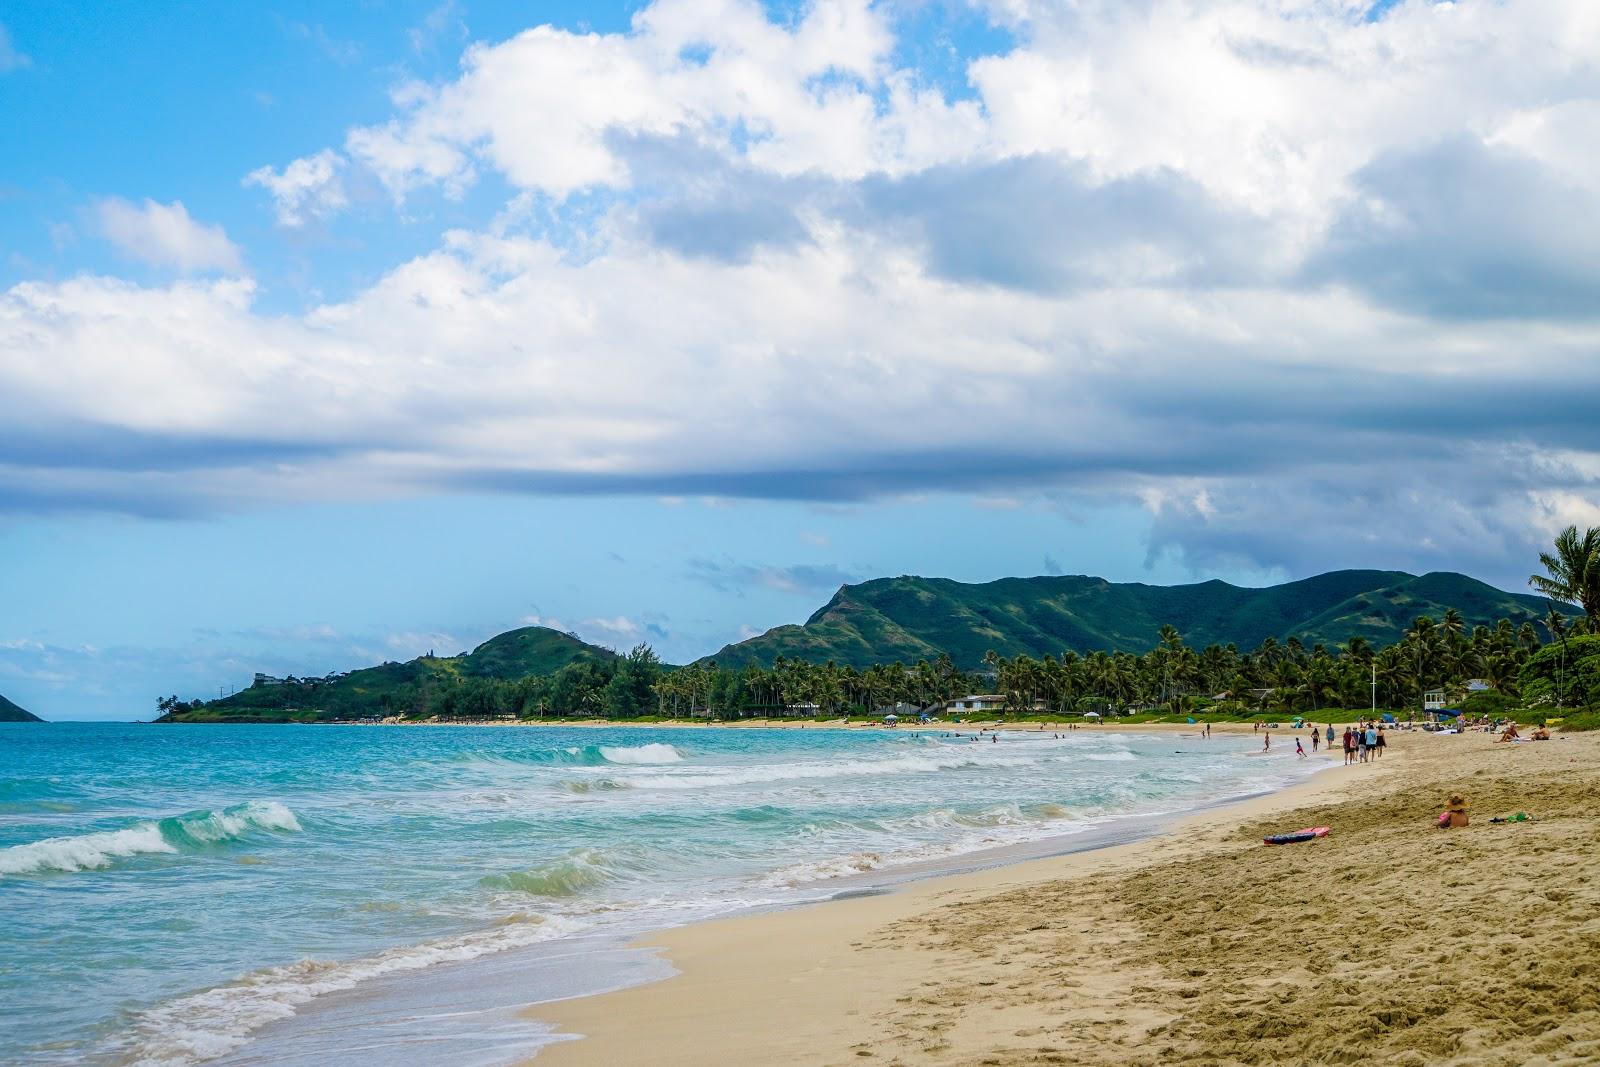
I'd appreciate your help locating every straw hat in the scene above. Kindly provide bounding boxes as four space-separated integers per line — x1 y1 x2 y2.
1446 794 1469 812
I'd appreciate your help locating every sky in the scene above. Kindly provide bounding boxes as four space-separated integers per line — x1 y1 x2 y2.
2 0 1597 719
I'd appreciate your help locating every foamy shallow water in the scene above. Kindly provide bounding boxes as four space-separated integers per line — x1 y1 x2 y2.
0 722 1315 1064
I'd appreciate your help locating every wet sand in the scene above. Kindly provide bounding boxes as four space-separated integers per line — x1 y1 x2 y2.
523 727 1600 1065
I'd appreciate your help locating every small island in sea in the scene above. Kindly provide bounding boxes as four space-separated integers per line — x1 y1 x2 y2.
0 692 42 722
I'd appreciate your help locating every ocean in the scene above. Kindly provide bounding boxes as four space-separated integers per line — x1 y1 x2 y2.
0 722 1316 1065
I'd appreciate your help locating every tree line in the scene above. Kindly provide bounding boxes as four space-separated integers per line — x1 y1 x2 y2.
165 525 1600 721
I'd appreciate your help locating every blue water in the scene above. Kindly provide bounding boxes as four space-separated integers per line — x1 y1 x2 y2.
0 722 1312 1065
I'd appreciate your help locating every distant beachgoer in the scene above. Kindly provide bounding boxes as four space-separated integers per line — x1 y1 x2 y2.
1364 725 1377 757
1343 728 1355 766
1263 731 1271 751
1375 727 1386 757
1311 730 1319 753
1295 738 1305 759
1326 724 1335 747
992 734 998 743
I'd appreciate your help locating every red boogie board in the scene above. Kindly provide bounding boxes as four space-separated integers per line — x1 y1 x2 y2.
1263 826 1330 845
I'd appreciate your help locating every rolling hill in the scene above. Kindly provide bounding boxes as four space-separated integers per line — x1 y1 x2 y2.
701 570 1567 670
0 693 42 722
165 569 1573 720
168 627 617 721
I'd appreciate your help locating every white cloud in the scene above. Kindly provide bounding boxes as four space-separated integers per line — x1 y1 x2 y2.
93 198 245 274
5 0 1600 582
0 23 30 72
581 616 641 643
244 150 348 228
340 0 975 201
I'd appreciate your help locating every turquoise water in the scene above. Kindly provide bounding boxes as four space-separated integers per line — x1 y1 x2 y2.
0 722 1311 1064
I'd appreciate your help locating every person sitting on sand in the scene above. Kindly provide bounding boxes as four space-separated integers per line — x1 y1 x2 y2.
1532 726 1550 741
1498 724 1520 742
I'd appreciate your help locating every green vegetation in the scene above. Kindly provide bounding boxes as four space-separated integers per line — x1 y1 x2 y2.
702 570 1563 671
157 627 623 723
159 542 1600 725
0 692 42 722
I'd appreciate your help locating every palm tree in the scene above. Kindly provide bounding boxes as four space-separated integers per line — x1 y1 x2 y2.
1529 525 1600 632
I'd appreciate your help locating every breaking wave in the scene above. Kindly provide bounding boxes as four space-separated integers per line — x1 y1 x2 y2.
595 743 682 764
0 801 301 877
448 743 684 768
479 848 621 897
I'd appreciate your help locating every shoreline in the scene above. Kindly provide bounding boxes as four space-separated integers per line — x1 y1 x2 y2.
521 730 1600 1064
521 738 1360 1065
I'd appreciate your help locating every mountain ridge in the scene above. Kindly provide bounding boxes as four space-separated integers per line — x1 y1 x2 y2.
171 568 1572 720
701 569 1565 670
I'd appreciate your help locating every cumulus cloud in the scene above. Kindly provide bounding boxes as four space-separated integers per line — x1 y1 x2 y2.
244 150 348 228
9 0 1600 581
93 198 244 273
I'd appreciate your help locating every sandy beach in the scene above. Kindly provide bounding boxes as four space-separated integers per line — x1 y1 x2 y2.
525 726 1600 1065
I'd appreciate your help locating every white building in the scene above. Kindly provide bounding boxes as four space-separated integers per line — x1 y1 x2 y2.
941 694 1009 715
1423 688 1447 711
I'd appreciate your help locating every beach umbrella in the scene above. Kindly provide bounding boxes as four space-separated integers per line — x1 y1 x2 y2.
1083 711 1102 719
884 713 898 723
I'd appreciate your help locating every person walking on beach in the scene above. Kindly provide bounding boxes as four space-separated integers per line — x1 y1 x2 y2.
1327 723 1336 749
1295 737 1306 759
1376 726 1386 757
1365 723 1379 758
1263 731 1270 751
1342 727 1355 766
1311 729 1320 753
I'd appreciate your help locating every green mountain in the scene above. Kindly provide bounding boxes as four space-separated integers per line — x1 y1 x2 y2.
0 693 42 722
702 570 1567 670
166 627 616 721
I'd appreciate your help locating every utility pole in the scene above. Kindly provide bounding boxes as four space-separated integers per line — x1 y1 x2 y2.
1371 661 1376 716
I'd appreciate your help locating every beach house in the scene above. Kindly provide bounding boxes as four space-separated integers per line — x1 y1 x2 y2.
1423 688 1447 711
935 694 1009 715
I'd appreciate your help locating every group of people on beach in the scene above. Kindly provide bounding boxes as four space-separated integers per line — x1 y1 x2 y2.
1337 723 1384 765
1273 722 1385 762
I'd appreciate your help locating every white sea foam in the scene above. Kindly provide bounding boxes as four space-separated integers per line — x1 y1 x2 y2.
597 743 683 765
604 750 1039 791
760 802 1086 889
0 801 300 877
116 912 588 1067
1082 750 1138 762
0 823 175 875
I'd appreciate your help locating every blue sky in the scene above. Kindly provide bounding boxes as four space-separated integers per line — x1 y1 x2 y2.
2 0 1597 718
